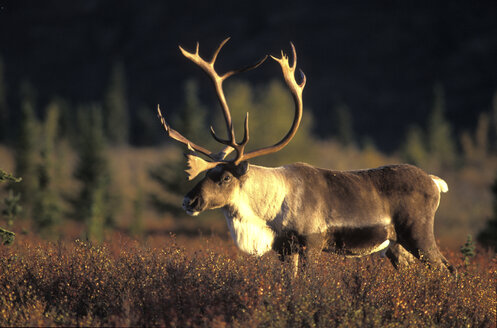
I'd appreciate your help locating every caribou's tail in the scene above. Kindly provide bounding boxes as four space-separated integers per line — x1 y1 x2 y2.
430 175 448 193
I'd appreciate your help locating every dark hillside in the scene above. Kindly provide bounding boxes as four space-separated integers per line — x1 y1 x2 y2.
1 1 496 150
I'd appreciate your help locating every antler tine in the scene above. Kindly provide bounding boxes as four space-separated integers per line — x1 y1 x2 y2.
222 55 268 80
179 39 235 143
157 105 214 158
210 37 230 65
178 38 266 164
239 42 306 163
209 112 250 163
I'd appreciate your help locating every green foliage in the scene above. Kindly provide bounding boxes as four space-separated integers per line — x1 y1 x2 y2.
33 102 62 235
402 125 428 166
173 79 208 143
460 235 476 266
461 112 491 166
2 190 22 227
0 226 15 245
0 169 21 183
14 94 40 206
400 84 457 169
104 61 129 145
332 104 355 146
73 105 114 242
0 169 20 245
0 238 495 327
10 97 63 235
477 172 497 251
427 84 457 167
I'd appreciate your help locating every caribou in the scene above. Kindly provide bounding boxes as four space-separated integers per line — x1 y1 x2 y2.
157 38 455 275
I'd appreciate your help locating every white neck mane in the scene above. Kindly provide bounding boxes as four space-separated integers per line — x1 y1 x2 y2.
223 166 287 256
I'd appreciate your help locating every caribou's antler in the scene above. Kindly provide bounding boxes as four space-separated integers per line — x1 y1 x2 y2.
237 43 306 163
158 39 305 179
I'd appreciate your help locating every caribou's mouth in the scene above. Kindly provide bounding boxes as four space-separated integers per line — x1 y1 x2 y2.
183 196 203 216
185 210 200 216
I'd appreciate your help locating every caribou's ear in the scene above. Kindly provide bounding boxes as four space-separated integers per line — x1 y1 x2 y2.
234 161 249 177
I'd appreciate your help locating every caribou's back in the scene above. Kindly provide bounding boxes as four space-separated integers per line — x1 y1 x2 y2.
282 163 439 227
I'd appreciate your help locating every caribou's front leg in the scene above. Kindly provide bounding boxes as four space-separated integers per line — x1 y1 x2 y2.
277 252 300 279
290 253 299 278
385 242 416 270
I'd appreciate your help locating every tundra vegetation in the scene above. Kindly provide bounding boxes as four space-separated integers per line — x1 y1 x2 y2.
0 235 495 327
0 42 497 326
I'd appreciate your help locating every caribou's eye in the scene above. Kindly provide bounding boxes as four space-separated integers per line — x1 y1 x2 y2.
222 175 232 183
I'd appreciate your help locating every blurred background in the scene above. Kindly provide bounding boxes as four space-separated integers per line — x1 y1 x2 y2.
0 0 496 249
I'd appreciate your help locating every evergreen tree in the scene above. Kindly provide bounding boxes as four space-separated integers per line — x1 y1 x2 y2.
73 105 113 242
427 84 457 167
32 102 61 235
332 104 354 146
14 92 39 213
0 169 21 245
2 190 22 227
461 112 490 166
0 57 8 142
477 172 497 251
402 125 428 166
460 235 476 266
104 61 129 145
173 79 208 143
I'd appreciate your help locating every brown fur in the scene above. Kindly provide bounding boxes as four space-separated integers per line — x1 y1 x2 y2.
183 162 455 274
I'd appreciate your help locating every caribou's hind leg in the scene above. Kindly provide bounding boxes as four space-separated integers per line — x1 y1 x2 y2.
394 214 456 274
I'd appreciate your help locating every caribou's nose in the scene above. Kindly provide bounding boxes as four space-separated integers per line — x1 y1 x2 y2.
182 197 191 210
183 196 201 216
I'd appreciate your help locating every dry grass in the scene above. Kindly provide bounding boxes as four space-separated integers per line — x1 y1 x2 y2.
1 234 495 327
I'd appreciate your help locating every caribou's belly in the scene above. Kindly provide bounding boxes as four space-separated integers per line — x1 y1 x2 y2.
324 225 391 257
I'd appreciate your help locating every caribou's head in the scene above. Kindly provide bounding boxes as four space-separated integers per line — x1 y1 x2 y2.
157 38 305 216
182 161 249 216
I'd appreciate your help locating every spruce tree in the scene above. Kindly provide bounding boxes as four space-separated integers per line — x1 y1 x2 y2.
427 84 457 167
402 125 428 166
477 173 497 251
104 61 129 146
14 93 39 214
173 79 207 143
33 103 61 235
73 105 113 242
460 235 476 266
0 169 21 245
332 104 354 146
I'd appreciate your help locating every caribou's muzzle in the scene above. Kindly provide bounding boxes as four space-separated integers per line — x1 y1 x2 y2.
182 196 204 216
